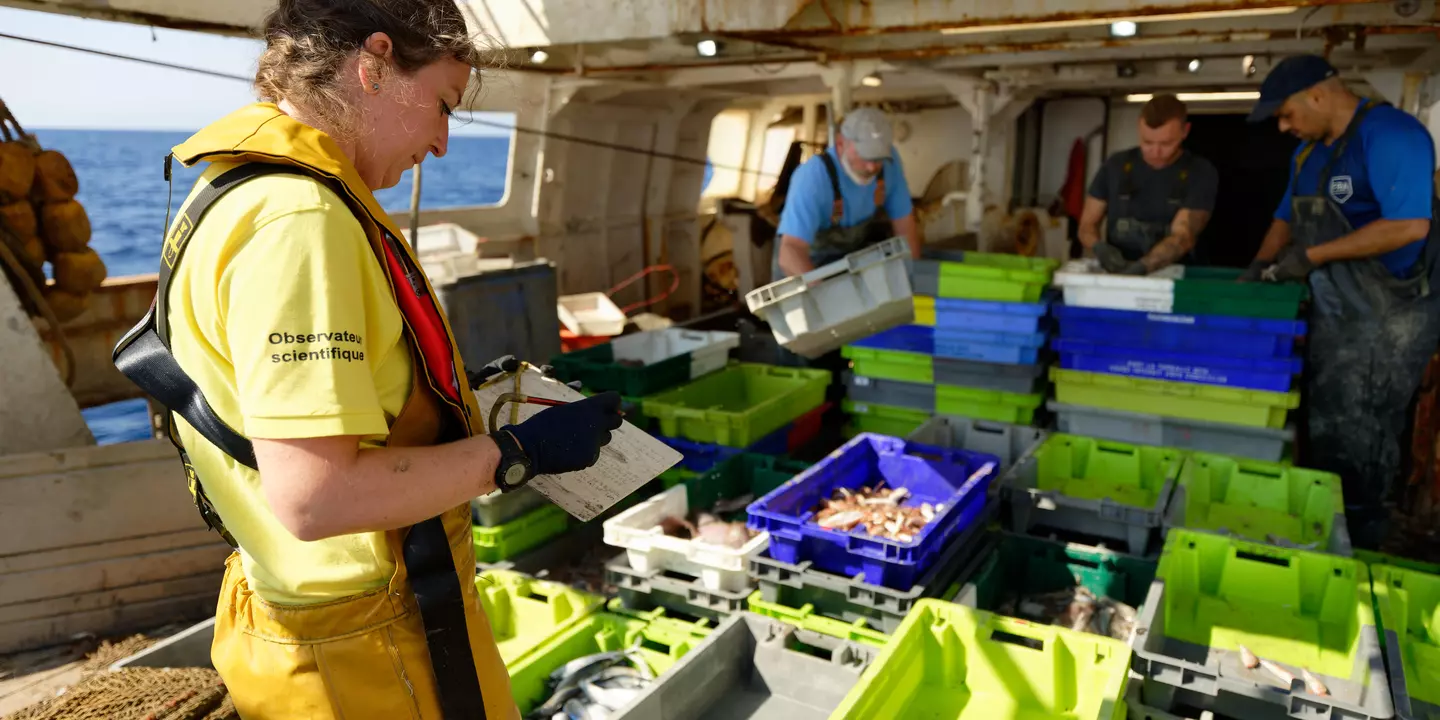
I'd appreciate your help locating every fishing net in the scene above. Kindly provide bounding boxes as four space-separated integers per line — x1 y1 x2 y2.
2 667 237 720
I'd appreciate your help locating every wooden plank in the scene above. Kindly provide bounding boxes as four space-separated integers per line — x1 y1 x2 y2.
0 543 230 607
0 572 221 628
0 528 219 575
0 584 220 654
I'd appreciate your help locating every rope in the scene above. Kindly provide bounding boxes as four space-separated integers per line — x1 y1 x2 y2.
608 264 679 316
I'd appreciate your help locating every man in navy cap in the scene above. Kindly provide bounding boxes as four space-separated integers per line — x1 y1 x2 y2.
1246 54 1440 548
774 107 918 278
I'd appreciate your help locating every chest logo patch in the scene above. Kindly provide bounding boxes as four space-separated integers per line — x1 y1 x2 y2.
1329 175 1354 204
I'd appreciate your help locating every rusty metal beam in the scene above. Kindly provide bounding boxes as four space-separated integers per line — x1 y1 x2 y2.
0 0 260 36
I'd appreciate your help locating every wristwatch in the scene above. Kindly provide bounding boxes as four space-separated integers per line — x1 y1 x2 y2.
491 429 534 493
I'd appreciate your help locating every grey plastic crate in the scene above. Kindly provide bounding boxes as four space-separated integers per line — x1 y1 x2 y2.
935 356 1047 395
1050 401 1293 463
1385 627 1440 720
1126 680 1216 720
1130 579 1395 720
607 553 752 620
843 372 934 412
911 260 939 296
906 415 1047 472
613 612 877 720
748 504 995 633
471 486 550 527
1163 487 1354 557
436 259 560 371
998 449 1180 557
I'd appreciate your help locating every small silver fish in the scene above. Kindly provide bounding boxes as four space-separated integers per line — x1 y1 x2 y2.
1302 668 1330 696
582 677 643 710
1239 645 1259 669
818 510 865 530
1260 659 1296 687
563 698 609 720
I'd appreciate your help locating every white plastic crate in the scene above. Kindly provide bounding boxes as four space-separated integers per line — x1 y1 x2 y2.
744 237 914 359
602 484 765 593
403 221 480 256
1052 258 1184 312
557 292 626 336
611 328 740 381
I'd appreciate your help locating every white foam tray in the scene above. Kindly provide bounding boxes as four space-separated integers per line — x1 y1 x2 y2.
612 328 739 380
744 237 914 359
602 484 766 593
1052 258 1184 312
558 292 626 336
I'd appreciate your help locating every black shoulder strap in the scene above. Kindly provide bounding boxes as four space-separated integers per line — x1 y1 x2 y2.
1313 99 1385 194
1118 148 1142 201
818 151 845 223
1169 151 1193 204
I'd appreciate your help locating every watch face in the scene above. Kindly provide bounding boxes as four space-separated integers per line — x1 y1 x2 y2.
504 463 528 486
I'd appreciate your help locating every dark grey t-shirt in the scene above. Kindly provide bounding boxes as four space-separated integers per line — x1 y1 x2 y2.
1088 149 1219 237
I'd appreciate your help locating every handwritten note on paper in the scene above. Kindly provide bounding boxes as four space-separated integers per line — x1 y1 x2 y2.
472 368 682 522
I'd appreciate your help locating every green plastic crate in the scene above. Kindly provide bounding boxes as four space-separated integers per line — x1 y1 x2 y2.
936 253 1060 302
744 591 890 649
955 531 1158 621
685 453 809 518
1370 564 1440 712
1051 368 1299 429
1170 452 1350 554
831 599 1131 719
471 504 571 564
936 383 1044 424
1174 266 1309 319
842 400 930 437
641 363 829 446
506 610 715 715
841 344 932 384
474 569 603 664
1033 434 1183 510
549 343 691 396
1356 549 1440 577
657 466 698 489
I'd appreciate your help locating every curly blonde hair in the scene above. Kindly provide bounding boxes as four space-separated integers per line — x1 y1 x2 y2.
254 0 479 135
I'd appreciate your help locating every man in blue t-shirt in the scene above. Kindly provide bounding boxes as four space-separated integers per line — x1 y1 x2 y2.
1246 54 1440 549
774 107 917 278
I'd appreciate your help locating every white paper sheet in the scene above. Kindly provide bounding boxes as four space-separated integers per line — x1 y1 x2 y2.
472 368 682 521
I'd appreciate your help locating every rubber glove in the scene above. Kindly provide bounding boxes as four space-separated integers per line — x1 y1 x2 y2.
1261 245 1315 283
1238 259 1269 282
1092 242 1131 274
1117 260 1149 276
505 391 624 475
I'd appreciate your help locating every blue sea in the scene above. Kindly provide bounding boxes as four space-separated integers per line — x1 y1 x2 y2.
33 128 511 444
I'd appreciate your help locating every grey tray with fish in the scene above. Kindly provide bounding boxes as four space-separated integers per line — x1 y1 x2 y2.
906 415 1048 474
607 553 752 621
747 503 996 634
1050 401 1293 463
611 612 877 720
1130 577 1395 720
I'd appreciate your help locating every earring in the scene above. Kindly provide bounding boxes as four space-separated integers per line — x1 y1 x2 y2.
371 82 380 91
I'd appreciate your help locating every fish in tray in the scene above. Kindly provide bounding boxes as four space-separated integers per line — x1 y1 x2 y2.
657 493 760 550
810 483 940 543
528 645 655 720
998 585 1140 642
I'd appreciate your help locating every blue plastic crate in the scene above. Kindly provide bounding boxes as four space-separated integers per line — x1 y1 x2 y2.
934 326 1048 364
1053 338 1303 392
930 296 1051 334
746 433 1000 590
849 323 933 355
658 422 791 473
1051 304 1305 359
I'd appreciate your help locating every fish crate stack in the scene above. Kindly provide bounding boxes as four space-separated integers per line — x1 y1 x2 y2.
1050 261 1308 463
839 250 1061 437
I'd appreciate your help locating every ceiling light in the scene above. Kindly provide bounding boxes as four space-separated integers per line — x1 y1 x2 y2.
1126 91 1261 103
860 72 883 87
1187 58 1204 73
939 7 1297 35
696 39 718 57
529 49 549 64
1110 21 1138 38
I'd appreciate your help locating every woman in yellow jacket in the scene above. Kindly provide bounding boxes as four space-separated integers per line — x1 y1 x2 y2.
113 1 622 718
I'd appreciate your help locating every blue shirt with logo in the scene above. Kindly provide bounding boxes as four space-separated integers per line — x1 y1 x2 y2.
1273 101 1436 276
776 145 914 244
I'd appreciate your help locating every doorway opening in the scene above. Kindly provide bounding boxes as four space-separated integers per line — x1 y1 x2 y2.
1185 114 1298 267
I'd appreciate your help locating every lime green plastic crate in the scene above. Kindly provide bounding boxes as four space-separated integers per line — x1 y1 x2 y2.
1169 453 1350 555
1356 549 1440 577
641 363 829 446
471 504 571 564
936 383 1043 424
1033 434 1183 511
841 344 932 384
937 253 1060 302
1174 266 1308 319
831 599 1131 719
507 610 715 715
1370 564 1440 713
745 591 890 649
685 453 809 518
475 569 603 664
1140 532 1376 688
1051 368 1299 429
955 531 1158 621
842 400 930 437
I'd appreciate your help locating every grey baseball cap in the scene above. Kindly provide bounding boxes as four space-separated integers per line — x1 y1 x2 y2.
840 107 894 161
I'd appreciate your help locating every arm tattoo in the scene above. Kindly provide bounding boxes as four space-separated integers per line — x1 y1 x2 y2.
1142 212 1200 270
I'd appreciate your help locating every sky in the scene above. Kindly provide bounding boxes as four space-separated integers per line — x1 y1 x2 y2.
0 6 511 134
